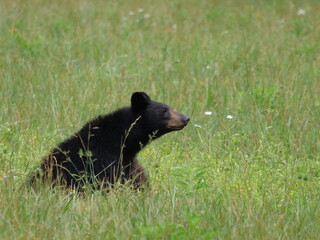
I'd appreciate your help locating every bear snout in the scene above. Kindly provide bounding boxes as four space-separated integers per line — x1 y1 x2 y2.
167 110 190 130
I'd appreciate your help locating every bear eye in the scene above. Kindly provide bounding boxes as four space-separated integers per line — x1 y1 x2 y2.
163 108 169 117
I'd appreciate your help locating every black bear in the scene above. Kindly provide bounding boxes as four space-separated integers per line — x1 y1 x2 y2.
30 92 189 190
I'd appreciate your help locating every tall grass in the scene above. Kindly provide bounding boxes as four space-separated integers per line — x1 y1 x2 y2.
1 0 319 239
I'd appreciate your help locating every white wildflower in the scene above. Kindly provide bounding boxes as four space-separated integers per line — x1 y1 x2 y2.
194 124 203 128
205 111 212 115
129 11 135 16
226 115 233 119
138 8 144 13
297 8 306 16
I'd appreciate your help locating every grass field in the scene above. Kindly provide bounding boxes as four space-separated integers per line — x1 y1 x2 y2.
1 0 320 239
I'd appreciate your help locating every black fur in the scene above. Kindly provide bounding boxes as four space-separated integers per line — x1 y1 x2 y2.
30 92 189 190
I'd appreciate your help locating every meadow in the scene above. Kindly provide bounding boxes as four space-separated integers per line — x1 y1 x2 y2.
1 0 320 239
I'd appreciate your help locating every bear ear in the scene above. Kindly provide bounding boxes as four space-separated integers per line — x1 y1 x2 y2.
131 92 151 111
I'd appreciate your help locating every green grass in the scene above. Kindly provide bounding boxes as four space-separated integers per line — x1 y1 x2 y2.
1 0 320 239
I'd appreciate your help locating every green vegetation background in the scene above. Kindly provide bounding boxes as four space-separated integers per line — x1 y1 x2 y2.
0 0 319 239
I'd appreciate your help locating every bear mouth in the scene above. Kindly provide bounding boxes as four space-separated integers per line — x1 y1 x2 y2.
167 122 189 131
169 126 185 131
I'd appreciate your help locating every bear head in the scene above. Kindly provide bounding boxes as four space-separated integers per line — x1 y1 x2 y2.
131 92 190 137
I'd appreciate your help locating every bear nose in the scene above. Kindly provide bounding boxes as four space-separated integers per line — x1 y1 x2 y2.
183 115 190 124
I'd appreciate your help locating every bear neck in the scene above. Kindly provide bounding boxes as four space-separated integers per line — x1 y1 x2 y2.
99 107 159 163
121 118 156 161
